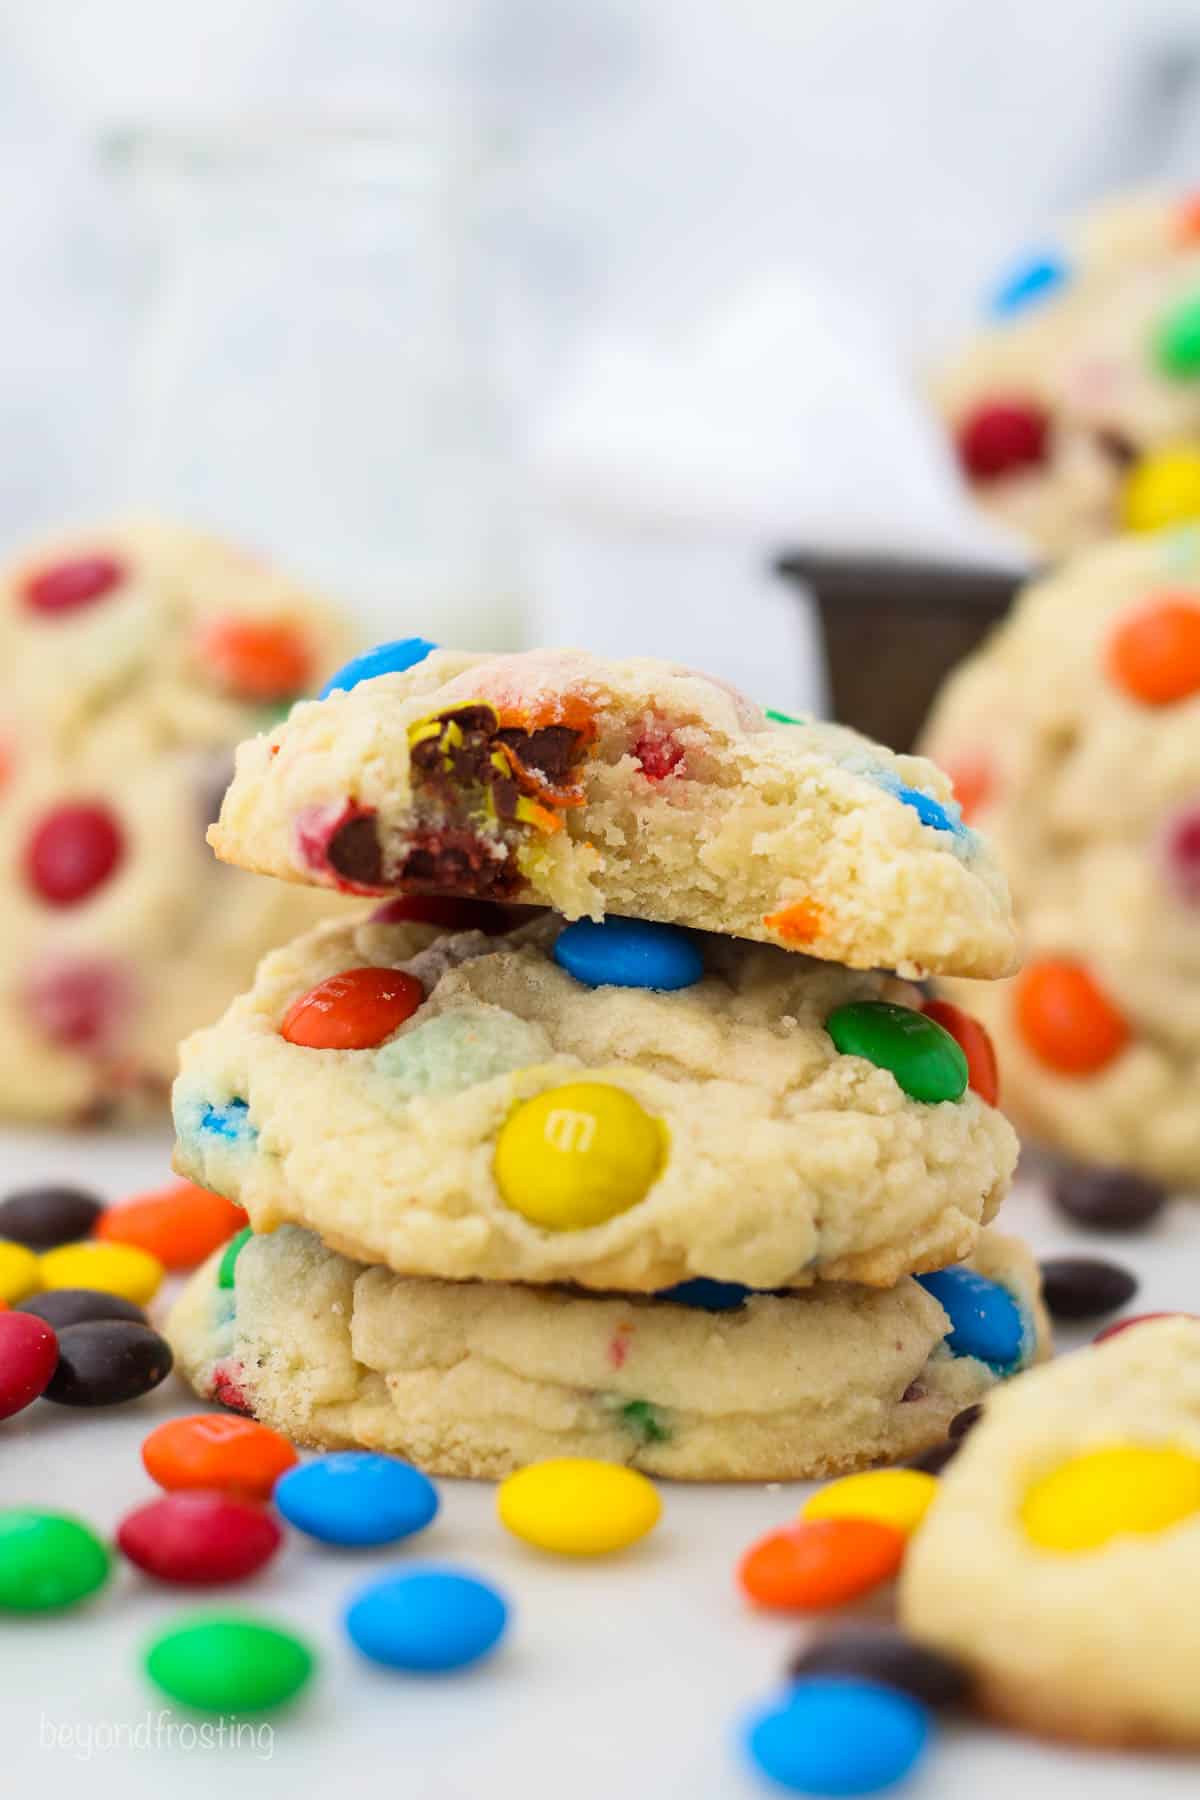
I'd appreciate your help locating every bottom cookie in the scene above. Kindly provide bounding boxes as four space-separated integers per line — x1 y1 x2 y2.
901 1316 1200 1748
167 1224 1048 1482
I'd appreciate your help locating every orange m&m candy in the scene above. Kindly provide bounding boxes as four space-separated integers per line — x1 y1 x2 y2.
280 966 423 1049
737 1518 906 1612
1015 958 1130 1075
763 899 824 945
143 1414 297 1501
95 1182 248 1271
1106 595 1200 705
942 753 994 824
196 616 313 702
921 999 1000 1106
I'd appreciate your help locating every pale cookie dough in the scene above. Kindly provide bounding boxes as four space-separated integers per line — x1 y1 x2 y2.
167 1223 1048 1482
172 909 1017 1292
901 1318 1200 1748
0 518 356 1121
209 646 1017 980
939 189 1200 555
922 531 1200 1188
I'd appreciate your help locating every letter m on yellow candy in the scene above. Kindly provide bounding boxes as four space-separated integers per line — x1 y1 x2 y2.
543 1108 597 1154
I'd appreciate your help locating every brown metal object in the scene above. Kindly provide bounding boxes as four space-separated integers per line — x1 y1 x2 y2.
775 551 1030 751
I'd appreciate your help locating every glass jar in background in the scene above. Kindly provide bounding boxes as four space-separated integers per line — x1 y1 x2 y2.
107 116 521 651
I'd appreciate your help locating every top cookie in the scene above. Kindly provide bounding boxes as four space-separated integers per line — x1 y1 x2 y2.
209 644 1017 980
939 190 1200 555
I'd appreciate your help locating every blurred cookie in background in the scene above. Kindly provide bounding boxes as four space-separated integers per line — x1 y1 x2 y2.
939 190 1200 557
0 518 358 1123
921 529 1200 1189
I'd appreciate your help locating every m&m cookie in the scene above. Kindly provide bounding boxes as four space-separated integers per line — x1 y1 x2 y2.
166 1221 1048 1482
938 189 1200 555
923 531 1200 1189
206 644 1018 981
901 1317 1200 1746
171 908 1017 1294
0 518 356 1122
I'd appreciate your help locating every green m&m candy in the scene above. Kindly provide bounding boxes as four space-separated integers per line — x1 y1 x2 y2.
145 1616 315 1714
826 1001 968 1104
218 1226 253 1289
0 1510 111 1612
1154 292 1200 379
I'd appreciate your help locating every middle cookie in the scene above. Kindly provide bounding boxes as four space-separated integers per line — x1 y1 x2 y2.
173 906 1016 1292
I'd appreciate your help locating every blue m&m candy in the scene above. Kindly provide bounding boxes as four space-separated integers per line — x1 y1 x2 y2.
989 251 1070 319
916 1267 1025 1370
744 1677 931 1796
553 917 704 992
889 783 960 835
659 1277 752 1312
318 638 436 700
869 770 964 838
274 1453 439 1548
345 1568 509 1673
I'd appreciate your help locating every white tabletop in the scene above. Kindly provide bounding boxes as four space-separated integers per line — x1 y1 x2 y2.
4 1124 1197 1800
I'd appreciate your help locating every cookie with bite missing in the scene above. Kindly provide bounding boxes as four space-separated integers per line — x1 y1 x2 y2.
208 644 1017 981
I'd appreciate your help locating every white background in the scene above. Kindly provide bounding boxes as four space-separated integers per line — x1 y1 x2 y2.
5 0 1200 702
3 1127 1198 1800
4 5 1200 1792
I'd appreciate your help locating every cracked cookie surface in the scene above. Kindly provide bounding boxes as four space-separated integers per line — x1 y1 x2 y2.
173 908 1017 1292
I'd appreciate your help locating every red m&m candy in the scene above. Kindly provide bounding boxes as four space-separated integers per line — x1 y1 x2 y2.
0 1312 59 1420
117 1492 282 1586
280 966 423 1050
956 400 1050 482
1161 801 1200 904
1093 1311 1199 1344
369 894 515 935
25 804 125 907
21 555 125 618
22 957 130 1049
921 1000 999 1106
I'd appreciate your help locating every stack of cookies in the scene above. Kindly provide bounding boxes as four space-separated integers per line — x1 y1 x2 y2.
167 644 1049 1481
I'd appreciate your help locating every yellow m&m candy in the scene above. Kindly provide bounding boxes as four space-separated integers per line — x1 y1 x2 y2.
498 1458 662 1555
802 1468 939 1538
1121 445 1200 533
39 1241 164 1306
0 1240 41 1305
1022 1444 1200 1552
493 1081 666 1230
